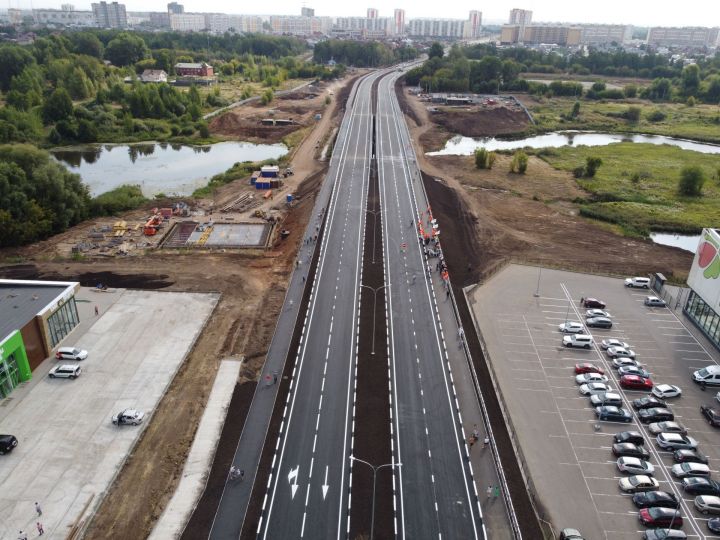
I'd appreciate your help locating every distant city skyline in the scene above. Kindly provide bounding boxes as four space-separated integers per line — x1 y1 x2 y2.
5 0 720 27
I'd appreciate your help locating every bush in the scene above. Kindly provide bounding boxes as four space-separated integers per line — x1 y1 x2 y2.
678 166 706 196
570 101 580 119
630 170 651 184
198 122 210 138
585 157 602 178
647 109 666 122
261 89 274 105
90 184 148 216
474 147 489 169
573 166 585 178
487 151 496 170
624 106 641 122
510 150 528 174
686 96 696 107
624 84 638 98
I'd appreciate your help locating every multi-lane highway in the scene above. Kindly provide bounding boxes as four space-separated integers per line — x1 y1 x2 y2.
255 70 384 539
376 72 484 539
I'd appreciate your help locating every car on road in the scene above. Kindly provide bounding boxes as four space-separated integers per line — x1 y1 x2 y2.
633 396 667 410
574 363 604 375
595 405 633 422
638 508 683 528
682 477 720 495
709 517 720 533
586 309 610 318
693 365 720 387
576 373 608 385
48 364 81 379
590 392 623 407
701 405 720 427
112 409 145 426
673 449 708 465
587 317 613 329
617 457 655 475
645 296 667 307
602 338 630 350
565 334 594 349
559 528 585 540
671 462 711 478
607 346 636 359
615 431 645 445
639 408 675 424
579 382 613 396
559 321 585 333
0 434 18 455
618 366 651 379
632 491 679 509
625 277 651 288
619 474 660 493
621 375 654 391
656 433 698 450
642 529 687 540
583 298 606 309
613 357 641 370
648 421 686 435
652 384 682 399
695 495 720 515
613 443 650 459
55 346 88 361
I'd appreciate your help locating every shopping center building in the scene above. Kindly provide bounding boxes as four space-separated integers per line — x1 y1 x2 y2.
684 228 720 350
0 279 81 397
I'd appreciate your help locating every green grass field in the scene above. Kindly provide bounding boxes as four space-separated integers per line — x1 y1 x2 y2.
527 97 720 144
537 143 720 235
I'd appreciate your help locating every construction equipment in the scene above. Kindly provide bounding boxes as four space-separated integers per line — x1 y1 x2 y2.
143 214 163 236
254 209 267 219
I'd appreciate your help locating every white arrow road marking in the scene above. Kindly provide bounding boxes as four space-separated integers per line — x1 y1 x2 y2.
288 465 299 499
322 465 329 500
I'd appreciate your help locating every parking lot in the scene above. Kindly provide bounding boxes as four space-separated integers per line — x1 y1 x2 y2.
470 265 720 540
0 287 218 539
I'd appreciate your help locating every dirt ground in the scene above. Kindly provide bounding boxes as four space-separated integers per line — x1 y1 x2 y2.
397 84 694 280
0 74 355 540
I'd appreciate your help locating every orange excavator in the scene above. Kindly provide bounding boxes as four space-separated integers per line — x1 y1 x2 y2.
143 214 163 236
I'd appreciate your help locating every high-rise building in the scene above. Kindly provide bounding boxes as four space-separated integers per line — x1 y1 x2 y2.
91 1 127 28
34 5 95 26
408 18 466 38
270 15 332 35
509 8 532 26
580 24 632 45
301 7 314 17
647 27 720 49
169 12 205 31
394 8 405 35
367 8 378 19
334 15 392 36
167 2 183 14
467 10 482 38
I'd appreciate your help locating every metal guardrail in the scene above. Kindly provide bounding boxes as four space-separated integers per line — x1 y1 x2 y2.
387 72 523 540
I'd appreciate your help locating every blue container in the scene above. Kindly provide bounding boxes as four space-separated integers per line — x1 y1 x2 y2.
286 194 293 203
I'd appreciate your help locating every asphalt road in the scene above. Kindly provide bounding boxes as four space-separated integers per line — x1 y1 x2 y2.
376 73 483 538
254 70 385 539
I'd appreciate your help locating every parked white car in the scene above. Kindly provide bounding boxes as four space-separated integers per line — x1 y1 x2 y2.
580 382 613 396
55 347 88 361
48 364 81 379
645 296 667 307
607 346 636 359
559 322 585 333
625 277 651 288
576 373 609 385
671 462 710 478
601 338 630 350
652 384 683 399
694 495 720 515
617 457 655 475
112 409 145 426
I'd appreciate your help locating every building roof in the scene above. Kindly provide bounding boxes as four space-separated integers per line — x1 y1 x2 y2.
174 62 212 69
141 69 167 76
0 280 77 340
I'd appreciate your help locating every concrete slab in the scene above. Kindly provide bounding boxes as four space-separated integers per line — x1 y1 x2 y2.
149 358 241 540
0 288 218 540
186 223 269 247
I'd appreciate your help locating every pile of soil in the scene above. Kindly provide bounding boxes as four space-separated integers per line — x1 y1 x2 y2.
209 113 304 143
432 106 530 138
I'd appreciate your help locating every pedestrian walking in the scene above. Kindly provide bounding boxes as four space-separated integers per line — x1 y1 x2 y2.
94 305 99 316
580 296 584 305
446 289 450 299
493 486 500 499
240 469 245 481
273 371 278 384
486 485 492 499
412 274 416 284
472 424 479 441
36 522 44 536
458 327 465 341
313 235 317 241
484 436 490 448
468 436 475 447
35 502 42 517
302 275 306 283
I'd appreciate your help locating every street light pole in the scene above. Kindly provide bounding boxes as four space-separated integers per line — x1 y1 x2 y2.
534 267 542 297
366 209 379 264
349 456 401 540
360 284 387 355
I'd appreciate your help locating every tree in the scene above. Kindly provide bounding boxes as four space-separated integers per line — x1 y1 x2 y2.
678 166 706 196
624 106 641 122
261 88 274 105
624 84 637 98
42 88 74 124
585 157 602 177
570 101 581 119
77 119 99 143
0 45 36 92
105 32 149 67
681 64 701 97
428 42 444 59
69 32 103 59
510 151 528 174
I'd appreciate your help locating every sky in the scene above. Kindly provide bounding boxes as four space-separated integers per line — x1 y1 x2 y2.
8 0 720 27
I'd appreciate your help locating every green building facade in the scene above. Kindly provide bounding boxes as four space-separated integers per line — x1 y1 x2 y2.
0 330 32 398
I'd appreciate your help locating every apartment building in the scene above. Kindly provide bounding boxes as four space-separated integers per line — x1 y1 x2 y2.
367 8 378 19
334 16 393 35
648 26 720 48
300 7 314 17
33 6 95 26
580 24 632 45
394 8 405 35
167 2 183 14
204 13 262 33
468 10 482 38
509 8 532 26
169 12 205 31
501 24 582 46
91 1 127 28
408 18 466 38
269 15 332 35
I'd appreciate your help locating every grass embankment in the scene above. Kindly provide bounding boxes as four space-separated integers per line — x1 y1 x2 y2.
536 143 720 235
91 185 149 215
526 97 720 144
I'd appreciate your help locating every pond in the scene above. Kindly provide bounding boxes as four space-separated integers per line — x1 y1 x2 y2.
650 232 701 253
428 131 720 156
52 141 288 197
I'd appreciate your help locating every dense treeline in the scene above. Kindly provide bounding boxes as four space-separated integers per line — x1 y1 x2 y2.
0 145 91 247
405 42 720 103
313 40 418 67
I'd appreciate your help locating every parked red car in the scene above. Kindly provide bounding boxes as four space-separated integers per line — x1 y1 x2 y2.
575 363 605 375
638 507 683 528
621 375 654 391
583 298 606 309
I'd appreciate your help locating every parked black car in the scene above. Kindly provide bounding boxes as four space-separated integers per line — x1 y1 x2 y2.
0 434 18 455
682 478 720 495
709 517 720 533
633 396 667 410
613 443 650 460
673 449 709 465
632 490 679 509
614 431 645 445
701 405 720 428
639 407 674 424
